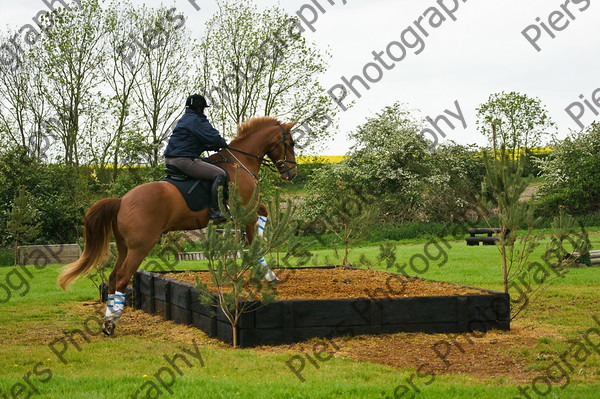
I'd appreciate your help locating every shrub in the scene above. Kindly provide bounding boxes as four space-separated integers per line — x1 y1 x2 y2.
535 123 600 215
0 150 93 244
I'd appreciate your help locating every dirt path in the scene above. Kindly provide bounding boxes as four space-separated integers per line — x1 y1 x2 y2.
519 181 543 201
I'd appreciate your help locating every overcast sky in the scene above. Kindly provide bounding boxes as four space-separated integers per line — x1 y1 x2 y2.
2 0 599 155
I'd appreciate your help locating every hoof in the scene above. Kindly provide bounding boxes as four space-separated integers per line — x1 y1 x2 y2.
102 320 116 336
262 269 279 283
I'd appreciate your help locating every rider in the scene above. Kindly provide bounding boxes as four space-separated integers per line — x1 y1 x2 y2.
164 94 228 223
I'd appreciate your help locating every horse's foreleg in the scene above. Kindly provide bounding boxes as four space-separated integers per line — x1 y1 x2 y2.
253 205 278 282
104 228 127 325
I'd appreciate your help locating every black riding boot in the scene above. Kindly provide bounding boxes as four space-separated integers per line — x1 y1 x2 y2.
209 174 227 223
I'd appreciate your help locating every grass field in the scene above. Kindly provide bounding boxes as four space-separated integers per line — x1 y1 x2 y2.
1 234 600 398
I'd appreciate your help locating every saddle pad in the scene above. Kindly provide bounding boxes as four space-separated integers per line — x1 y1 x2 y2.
162 177 212 212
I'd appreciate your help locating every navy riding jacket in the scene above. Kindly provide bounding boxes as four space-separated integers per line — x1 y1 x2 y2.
164 109 227 158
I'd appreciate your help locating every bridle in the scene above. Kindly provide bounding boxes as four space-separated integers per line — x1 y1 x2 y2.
222 124 297 180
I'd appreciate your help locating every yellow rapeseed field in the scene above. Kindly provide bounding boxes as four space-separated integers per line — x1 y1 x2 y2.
295 155 346 164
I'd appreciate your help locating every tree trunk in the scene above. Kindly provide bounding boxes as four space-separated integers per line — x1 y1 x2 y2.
232 324 238 348
501 243 508 294
344 226 350 266
13 233 19 267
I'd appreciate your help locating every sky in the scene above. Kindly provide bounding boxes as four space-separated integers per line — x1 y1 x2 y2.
2 0 599 155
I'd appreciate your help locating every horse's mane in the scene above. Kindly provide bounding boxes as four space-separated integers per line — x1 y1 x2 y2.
232 116 280 142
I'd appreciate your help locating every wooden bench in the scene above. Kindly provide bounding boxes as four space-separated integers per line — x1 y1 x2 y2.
174 229 248 261
17 244 81 266
466 228 502 246
175 251 245 262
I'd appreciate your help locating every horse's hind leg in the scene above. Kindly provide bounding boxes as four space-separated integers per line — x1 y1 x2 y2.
103 238 159 336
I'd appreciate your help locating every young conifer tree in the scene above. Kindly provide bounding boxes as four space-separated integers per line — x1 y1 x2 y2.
195 172 302 347
323 187 373 267
478 123 589 319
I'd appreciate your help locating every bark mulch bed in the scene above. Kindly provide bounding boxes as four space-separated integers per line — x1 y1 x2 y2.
130 267 536 382
164 267 490 300
112 305 545 384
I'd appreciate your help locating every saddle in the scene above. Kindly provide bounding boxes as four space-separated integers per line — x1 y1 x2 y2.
162 163 229 212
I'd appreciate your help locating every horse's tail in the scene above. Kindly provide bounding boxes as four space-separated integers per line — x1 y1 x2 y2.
58 198 121 290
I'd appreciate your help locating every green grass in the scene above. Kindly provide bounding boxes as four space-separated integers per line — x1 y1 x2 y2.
293 220 600 251
2 232 600 398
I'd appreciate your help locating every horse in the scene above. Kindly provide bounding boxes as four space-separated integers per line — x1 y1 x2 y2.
57 116 297 335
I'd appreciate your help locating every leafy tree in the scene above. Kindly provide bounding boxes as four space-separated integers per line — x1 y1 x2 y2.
197 0 336 148
107 164 165 197
6 188 41 266
535 123 600 215
0 150 45 245
476 91 554 161
1 1 196 169
301 102 484 226
299 161 375 265
424 142 486 222
0 150 92 245
350 102 426 158
300 161 365 223
345 102 431 222
0 31 31 151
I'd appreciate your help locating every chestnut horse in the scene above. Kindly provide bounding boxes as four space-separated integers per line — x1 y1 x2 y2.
57 117 297 335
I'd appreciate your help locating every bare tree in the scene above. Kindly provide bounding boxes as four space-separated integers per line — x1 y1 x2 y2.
34 0 107 167
198 0 336 146
131 6 194 166
0 31 54 160
92 1 146 176
0 35 29 150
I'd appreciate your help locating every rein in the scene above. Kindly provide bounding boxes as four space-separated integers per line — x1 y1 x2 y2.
224 148 259 180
